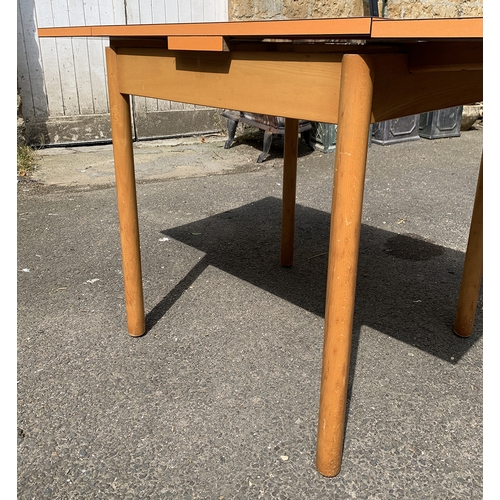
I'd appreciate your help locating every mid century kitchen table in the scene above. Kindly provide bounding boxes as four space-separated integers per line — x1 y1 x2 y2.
38 17 483 477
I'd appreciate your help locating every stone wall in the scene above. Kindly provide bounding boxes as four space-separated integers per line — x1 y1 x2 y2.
384 0 482 18
229 0 363 19
229 0 483 20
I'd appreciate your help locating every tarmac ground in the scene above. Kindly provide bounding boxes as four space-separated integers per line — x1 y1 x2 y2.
17 126 483 499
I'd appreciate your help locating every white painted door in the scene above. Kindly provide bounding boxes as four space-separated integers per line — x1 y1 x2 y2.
17 0 228 145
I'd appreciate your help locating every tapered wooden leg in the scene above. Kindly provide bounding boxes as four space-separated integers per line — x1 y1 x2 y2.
281 118 299 267
316 54 374 477
454 157 483 337
105 46 145 336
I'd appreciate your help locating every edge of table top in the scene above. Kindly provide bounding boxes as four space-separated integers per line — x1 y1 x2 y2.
37 17 483 41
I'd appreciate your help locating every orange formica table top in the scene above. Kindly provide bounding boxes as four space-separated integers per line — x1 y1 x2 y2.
37 16 482 43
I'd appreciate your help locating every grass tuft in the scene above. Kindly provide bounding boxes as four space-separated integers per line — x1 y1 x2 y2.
17 144 39 176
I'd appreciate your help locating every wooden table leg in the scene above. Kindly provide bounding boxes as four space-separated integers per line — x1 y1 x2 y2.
106 46 146 336
316 54 374 477
281 118 299 267
454 156 483 337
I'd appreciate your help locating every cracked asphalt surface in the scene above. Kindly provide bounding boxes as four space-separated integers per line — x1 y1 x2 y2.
17 128 483 499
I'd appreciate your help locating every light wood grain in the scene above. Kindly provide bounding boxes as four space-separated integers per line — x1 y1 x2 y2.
106 46 145 336
371 53 482 121
115 48 343 123
316 53 374 478
454 158 483 337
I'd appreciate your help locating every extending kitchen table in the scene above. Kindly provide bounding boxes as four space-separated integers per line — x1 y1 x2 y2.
38 17 483 477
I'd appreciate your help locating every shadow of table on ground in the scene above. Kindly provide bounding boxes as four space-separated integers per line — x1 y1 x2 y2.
145 196 481 367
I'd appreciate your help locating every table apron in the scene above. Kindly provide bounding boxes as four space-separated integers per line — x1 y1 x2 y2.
371 53 483 121
113 47 482 125
115 48 343 123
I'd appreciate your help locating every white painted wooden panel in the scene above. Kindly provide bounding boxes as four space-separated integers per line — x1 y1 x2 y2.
17 1 46 120
51 0 81 115
165 0 180 22
203 0 217 21
18 0 229 144
152 0 166 24
125 0 141 24
86 0 124 114
178 0 192 23
30 0 63 120
216 0 228 20
66 0 92 114
191 0 205 22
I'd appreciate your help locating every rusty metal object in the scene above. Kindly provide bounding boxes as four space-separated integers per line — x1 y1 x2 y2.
222 110 312 162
